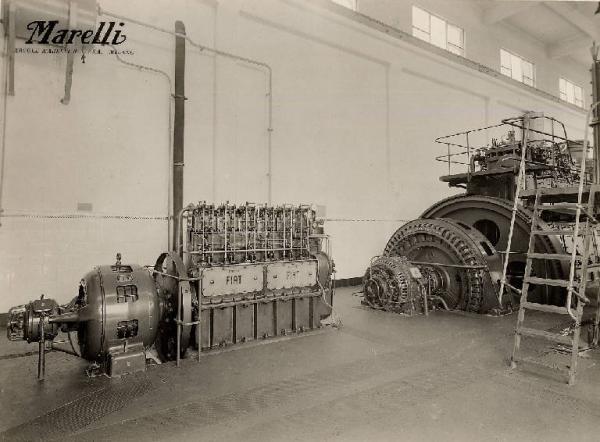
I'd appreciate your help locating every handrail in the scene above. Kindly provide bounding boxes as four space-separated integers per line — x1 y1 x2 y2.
566 100 600 321
435 115 583 179
434 123 505 146
502 115 569 143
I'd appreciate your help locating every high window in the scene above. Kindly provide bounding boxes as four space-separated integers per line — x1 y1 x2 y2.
500 49 534 86
331 0 357 10
559 78 584 108
412 6 465 56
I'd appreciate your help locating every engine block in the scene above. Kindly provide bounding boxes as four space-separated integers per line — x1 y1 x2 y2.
183 203 333 350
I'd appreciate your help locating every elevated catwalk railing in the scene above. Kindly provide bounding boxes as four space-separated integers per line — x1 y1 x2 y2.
433 115 585 184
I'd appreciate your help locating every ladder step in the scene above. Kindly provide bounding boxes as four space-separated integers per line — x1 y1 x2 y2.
527 253 578 261
531 229 575 236
520 185 600 203
524 276 578 288
539 203 581 211
517 327 573 346
522 302 570 314
538 204 598 221
536 186 583 196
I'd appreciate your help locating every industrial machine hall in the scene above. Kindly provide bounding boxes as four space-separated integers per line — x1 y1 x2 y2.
2 0 600 440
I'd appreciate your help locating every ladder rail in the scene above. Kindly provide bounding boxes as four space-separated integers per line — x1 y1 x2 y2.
499 116 531 305
510 188 541 367
566 101 600 320
566 205 582 321
567 187 597 384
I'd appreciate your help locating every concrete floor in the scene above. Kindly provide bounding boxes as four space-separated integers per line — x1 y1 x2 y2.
1 286 600 441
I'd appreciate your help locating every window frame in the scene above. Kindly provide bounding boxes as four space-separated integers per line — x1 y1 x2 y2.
559 77 584 108
331 0 358 11
499 48 535 87
411 5 465 57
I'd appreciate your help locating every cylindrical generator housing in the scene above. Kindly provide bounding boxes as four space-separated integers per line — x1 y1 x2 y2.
76 264 160 362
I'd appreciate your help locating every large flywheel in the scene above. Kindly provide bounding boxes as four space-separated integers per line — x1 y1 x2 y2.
421 194 566 305
153 252 193 361
384 218 503 313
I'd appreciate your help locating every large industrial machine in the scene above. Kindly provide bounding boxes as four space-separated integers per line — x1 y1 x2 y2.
7 203 335 378
363 114 591 315
364 48 600 385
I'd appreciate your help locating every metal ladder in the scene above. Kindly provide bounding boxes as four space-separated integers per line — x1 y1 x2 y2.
502 104 600 384
510 185 599 384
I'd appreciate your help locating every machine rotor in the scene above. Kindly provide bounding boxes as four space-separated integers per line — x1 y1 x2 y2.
363 256 417 313
383 218 503 313
421 194 566 305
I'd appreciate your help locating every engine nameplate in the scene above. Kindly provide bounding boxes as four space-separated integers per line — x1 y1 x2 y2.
266 261 317 291
201 265 264 297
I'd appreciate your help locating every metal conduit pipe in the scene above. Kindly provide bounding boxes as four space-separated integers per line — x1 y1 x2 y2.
0 29 9 226
173 21 185 250
109 48 174 250
98 6 275 203
175 205 193 257
592 45 600 181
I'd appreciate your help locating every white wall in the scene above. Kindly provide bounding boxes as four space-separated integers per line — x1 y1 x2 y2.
0 0 589 311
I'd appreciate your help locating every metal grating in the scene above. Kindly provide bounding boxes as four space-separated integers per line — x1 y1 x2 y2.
0 377 153 441
74 349 460 440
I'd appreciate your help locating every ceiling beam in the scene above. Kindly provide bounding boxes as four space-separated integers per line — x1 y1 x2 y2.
547 35 591 59
545 2 600 41
483 1 538 25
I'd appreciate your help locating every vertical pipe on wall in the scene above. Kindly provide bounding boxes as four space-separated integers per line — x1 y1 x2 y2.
173 21 186 251
0 15 9 225
7 2 15 96
592 50 600 182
